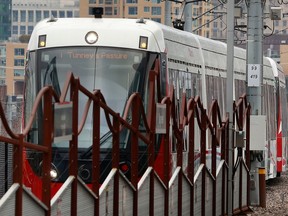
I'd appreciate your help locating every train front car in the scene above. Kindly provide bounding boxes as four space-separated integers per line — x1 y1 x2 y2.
23 17 166 197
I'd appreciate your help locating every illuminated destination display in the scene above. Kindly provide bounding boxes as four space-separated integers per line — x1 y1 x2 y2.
61 51 129 60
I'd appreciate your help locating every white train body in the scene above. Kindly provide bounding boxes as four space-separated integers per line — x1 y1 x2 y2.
25 17 287 190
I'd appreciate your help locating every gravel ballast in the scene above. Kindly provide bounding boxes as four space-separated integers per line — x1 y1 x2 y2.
249 171 288 215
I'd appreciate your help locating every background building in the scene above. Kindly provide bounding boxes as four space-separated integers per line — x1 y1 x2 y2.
0 0 80 97
1 0 288 98
11 0 79 41
0 0 12 41
79 0 217 32
0 42 25 96
80 0 166 22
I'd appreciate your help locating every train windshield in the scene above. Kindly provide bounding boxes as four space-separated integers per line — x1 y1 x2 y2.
25 47 156 149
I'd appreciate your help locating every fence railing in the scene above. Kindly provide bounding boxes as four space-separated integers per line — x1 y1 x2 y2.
0 61 251 215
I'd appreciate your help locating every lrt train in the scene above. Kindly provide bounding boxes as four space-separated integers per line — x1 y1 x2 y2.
23 14 288 197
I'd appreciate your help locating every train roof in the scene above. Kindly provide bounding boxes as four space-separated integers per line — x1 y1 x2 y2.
28 17 231 55
28 17 281 83
266 57 286 83
28 18 167 52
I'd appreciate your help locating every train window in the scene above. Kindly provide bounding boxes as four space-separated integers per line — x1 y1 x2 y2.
168 69 201 153
196 72 202 98
168 69 201 99
185 74 192 99
264 84 271 140
264 85 272 140
24 47 159 150
264 84 276 140
42 56 61 97
235 79 246 101
206 75 214 107
269 85 276 140
220 77 226 116
281 88 288 137
205 75 227 119
24 51 39 143
159 53 167 97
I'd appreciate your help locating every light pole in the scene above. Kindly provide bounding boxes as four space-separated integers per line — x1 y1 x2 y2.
184 0 208 32
246 0 265 207
226 0 235 215
166 0 208 31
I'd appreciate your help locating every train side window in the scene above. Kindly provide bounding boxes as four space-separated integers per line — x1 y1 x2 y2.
185 73 192 99
264 84 276 140
220 77 226 116
263 84 268 139
280 87 288 137
168 69 194 152
42 57 61 97
168 69 179 152
191 73 199 97
206 75 214 107
196 71 202 98
25 51 38 143
222 77 226 115
159 53 167 98
269 85 276 140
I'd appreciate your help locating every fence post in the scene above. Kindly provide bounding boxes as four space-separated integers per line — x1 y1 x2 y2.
187 99 195 216
42 87 53 216
14 134 23 216
246 105 251 206
200 108 207 216
92 93 101 216
112 115 120 216
163 97 171 216
131 95 140 216
147 70 156 216
70 78 79 216
211 102 217 216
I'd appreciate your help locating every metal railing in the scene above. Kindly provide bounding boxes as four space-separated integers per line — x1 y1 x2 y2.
0 59 251 215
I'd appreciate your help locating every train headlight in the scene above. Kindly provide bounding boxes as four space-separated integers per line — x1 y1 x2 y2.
139 36 148 49
85 31 98 44
50 163 59 180
38 35 46 48
50 169 58 180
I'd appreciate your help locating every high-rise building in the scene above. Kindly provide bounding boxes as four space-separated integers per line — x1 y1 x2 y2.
80 0 165 23
2 0 288 98
0 0 11 41
0 42 25 96
79 0 214 34
0 0 80 97
11 0 80 41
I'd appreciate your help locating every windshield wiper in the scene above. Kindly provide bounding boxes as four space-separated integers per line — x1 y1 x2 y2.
43 57 61 96
80 130 113 159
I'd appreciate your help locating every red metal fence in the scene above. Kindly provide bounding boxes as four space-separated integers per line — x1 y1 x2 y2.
0 64 251 215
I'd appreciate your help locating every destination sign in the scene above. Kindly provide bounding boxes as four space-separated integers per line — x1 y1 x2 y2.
60 51 129 60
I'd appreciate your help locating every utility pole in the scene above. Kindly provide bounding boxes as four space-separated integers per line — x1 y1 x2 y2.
184 0 192 32
246 0 265 207
165 1 172 26
246 0 263 115
226 0 235 215
183 0 208 32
